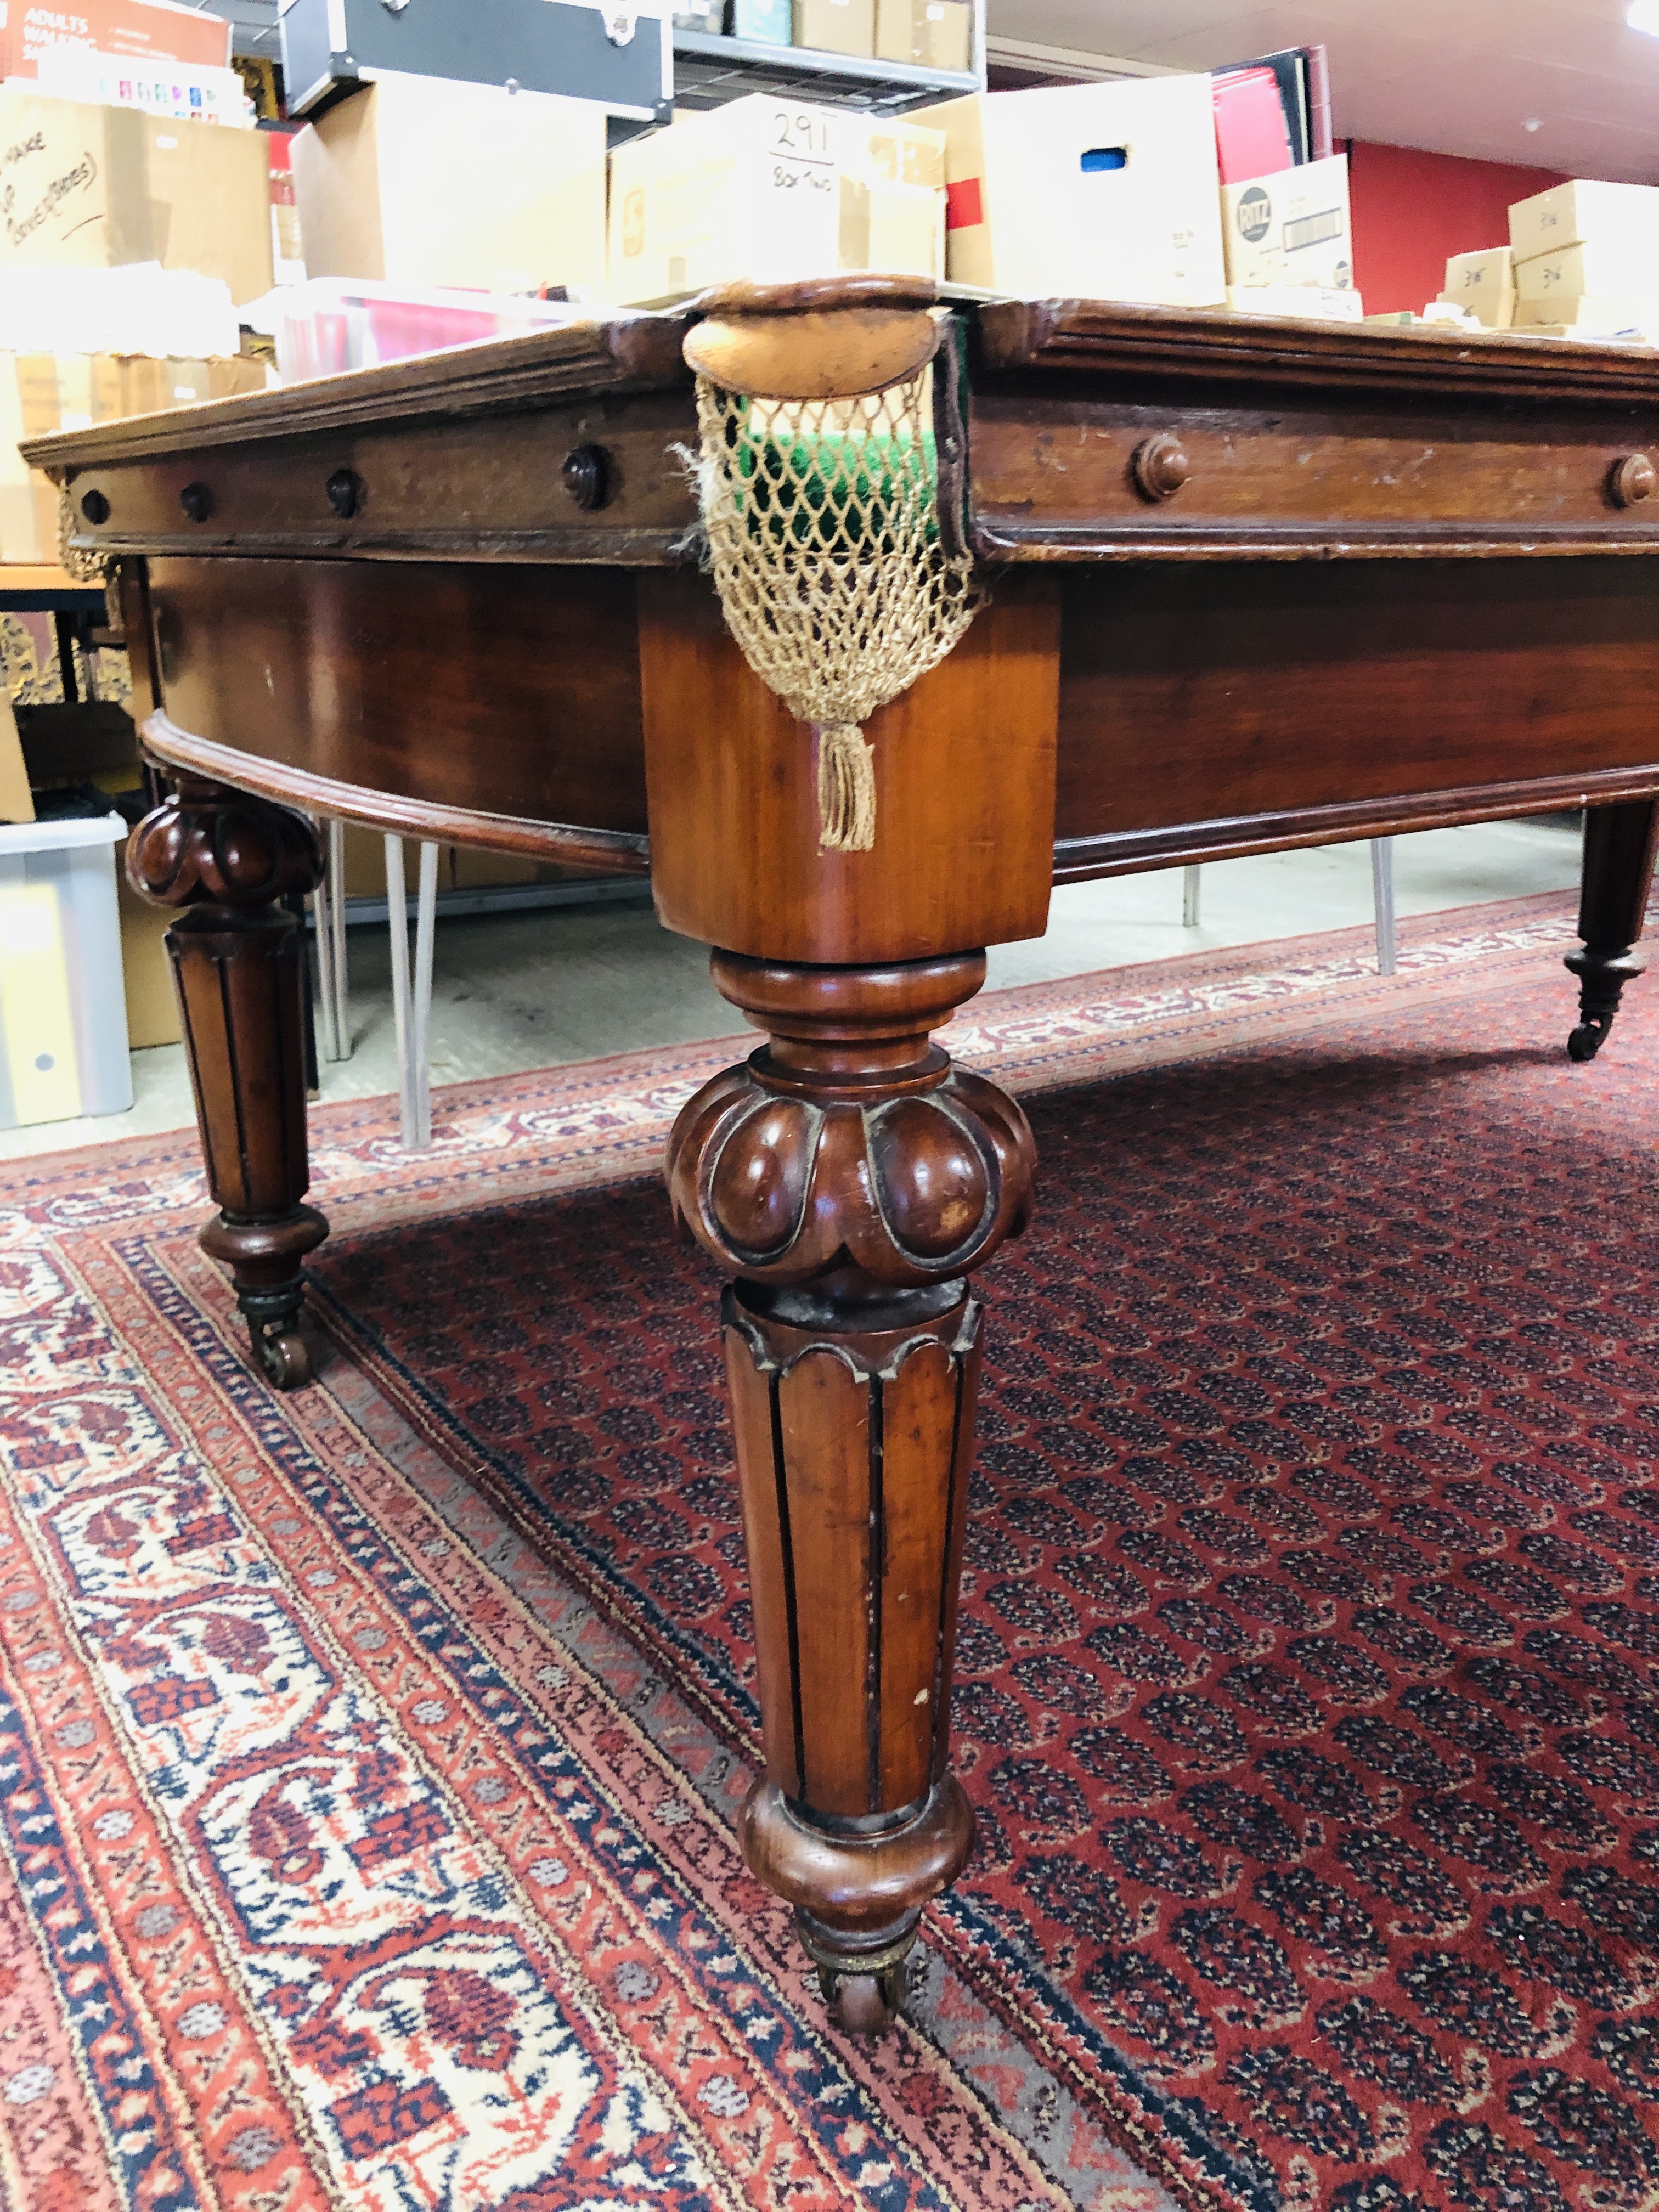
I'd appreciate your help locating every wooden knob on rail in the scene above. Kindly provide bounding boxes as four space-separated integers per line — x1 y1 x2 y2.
1609 453 1656 509
1132 433 1190 503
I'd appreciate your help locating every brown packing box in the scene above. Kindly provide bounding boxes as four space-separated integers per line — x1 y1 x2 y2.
875 0 971 72
0 354 255 566
0 693 32 823
0 352 264 561
292 75 606 294
118 874 180 1048
795 0 876 58
608 94 943 306
0 88 273 301
2 356 67 563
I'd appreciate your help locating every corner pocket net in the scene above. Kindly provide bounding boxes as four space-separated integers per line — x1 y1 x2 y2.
690 364 980 854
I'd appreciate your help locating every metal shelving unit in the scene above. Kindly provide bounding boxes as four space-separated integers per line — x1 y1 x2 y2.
672 7 983 111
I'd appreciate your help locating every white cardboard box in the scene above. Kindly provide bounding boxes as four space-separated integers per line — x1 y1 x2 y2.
293 71 607 295
1226 284 1363 323
1515 239 1659 305
1221 151 1353 292
911 77 1226 307
607 95 944 306
1442 246 1514 328
1509 179 1659 264
1514 292 1659 336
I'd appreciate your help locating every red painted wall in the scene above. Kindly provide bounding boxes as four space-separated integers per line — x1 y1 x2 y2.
1346 140 1568 315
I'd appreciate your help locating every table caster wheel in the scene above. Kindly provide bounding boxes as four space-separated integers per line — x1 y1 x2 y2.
1568 1016 1611 1063
817 1959 907 2035
251 1321 313 1390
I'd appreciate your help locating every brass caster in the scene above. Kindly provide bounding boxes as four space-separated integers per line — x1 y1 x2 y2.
817 1957 908 2035
250 1318 313 1390
797 1909 916 2037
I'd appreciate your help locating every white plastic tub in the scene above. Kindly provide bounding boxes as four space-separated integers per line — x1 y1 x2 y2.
0 814 133 1128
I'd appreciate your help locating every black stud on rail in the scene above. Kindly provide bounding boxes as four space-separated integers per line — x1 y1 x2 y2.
562 444 609 511
326 468 363 519
179 482 213 523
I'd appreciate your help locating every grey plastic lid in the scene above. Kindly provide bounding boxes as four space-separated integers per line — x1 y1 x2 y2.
0 810 127 855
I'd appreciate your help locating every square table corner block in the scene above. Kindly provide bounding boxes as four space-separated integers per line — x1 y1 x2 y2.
637 566 1060 964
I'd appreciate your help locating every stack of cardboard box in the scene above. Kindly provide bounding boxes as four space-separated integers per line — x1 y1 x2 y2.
607 93 949 304
1508 181 1659 340
606 76 1240 312
1435 184 1659 343
673 0 973 70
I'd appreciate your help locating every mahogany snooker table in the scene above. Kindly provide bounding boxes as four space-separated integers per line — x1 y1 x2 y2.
26 277 1659 2033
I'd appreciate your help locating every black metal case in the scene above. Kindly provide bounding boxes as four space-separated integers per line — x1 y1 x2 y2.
279 0 673 121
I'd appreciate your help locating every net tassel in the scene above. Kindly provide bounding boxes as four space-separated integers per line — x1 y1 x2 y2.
815 723 877 853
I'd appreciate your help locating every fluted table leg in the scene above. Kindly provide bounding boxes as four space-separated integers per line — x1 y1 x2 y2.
127 775 326 1388
668 950 1034 2031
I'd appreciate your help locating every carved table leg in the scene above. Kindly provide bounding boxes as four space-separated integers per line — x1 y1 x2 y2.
127 775 326 1387
1567 798 1659 1061
668 951 1034 2033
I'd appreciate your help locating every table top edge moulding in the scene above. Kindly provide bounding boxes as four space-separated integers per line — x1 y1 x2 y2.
27 290 1659 572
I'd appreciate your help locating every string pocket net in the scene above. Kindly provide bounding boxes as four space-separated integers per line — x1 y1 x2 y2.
692 366 980 854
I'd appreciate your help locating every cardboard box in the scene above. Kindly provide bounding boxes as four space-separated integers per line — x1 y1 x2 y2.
1510 179 1659 266
1221 150 1352 291
1441 246 1514 329
795 0 875 57
0 0 230 79
0 695 32 826
292 73 606 295
1226 283 1363 323
732 0 791 38
33 46 249 125
0 352 264 562
0 88 273 301
1515 240 1659 305
1513 293 1659 336
608 94 944 306
876 0 971 71
118 873 179 1049
914 78 1226 307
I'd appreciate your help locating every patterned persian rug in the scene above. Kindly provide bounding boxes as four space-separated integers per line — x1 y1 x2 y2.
7 889 1659 2212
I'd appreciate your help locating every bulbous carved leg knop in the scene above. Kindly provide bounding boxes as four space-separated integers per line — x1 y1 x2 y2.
127 777 326 1389
667 950 1035 2031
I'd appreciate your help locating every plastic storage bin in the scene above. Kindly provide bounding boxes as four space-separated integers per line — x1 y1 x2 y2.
0 814 133 1129
267 278 611 382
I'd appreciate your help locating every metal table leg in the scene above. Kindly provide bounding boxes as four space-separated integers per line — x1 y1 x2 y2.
1371 837 1397 975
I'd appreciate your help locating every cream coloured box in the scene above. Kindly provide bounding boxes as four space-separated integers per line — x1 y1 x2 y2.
911 76 1226 307
1226 283 1363 323
1509 179 1659 265
1441 246 1514 329
292 72 606 296
607 95 944 307
1513 292 1659 336
1515 239 1659 306
1221 152 1352 292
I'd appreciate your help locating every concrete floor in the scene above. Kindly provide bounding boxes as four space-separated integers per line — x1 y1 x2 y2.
1 817 1583 1162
